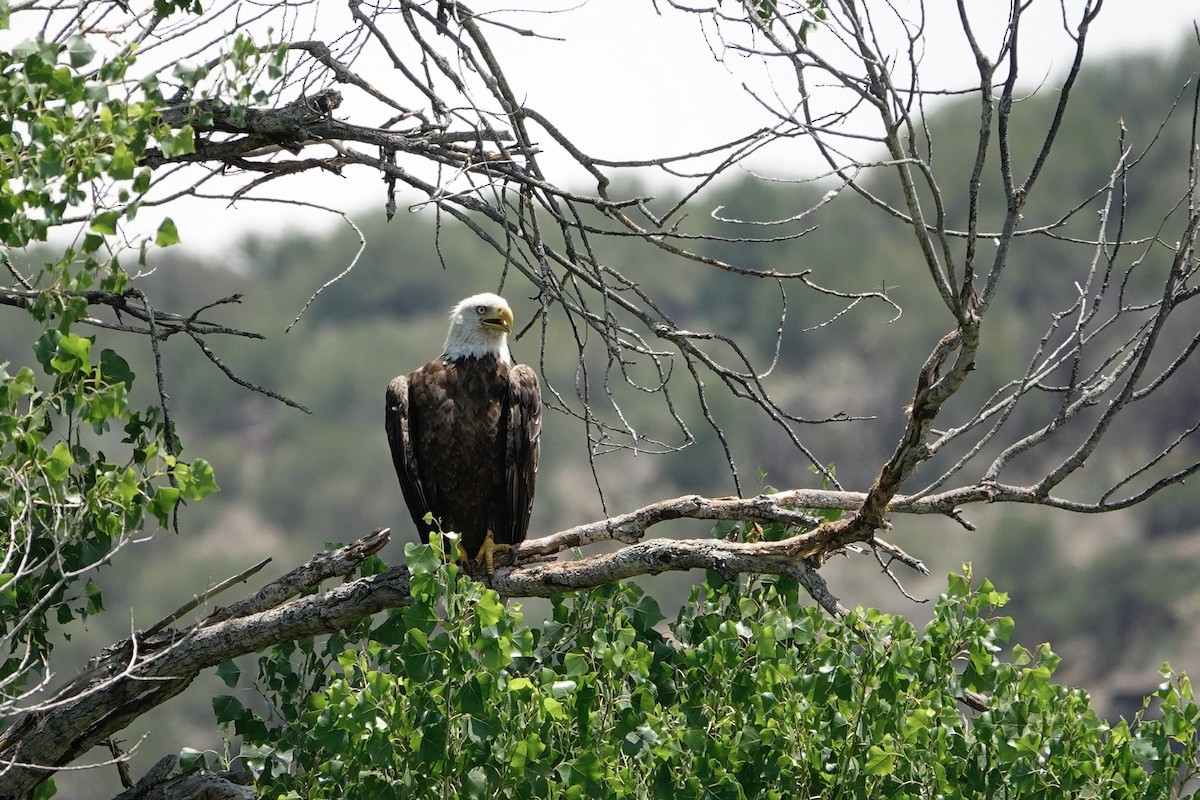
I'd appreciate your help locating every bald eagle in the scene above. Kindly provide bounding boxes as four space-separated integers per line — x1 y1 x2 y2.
385 293 541 573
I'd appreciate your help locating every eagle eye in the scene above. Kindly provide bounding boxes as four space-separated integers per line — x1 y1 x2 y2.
475 305 487 314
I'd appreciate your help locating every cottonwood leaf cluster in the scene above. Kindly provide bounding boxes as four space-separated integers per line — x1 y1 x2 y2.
207 549 1199 799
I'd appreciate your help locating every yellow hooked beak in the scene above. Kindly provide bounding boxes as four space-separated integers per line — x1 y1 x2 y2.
483 305 514 334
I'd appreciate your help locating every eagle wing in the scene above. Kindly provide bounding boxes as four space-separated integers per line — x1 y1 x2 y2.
385 374 433 541
504 363 541 545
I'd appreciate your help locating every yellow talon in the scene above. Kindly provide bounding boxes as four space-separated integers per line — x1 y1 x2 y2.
474 530 511 576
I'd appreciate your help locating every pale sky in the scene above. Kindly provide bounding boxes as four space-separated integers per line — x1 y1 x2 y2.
481 0 1197 172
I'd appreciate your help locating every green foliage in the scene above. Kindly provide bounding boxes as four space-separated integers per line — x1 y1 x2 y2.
0 342 216 710
0 10 286 300
0 0 258 729
0 33 174 252
212 558 1199 799
0 12 222 691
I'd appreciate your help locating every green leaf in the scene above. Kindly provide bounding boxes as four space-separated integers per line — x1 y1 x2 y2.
191 459 219 498
84 578 103 615
150 486 180 526
31 777 56 800
174 458 219 501
113 467 139 504
946 569 971 598
154 217 181 247
542 696 566 720
45 441 74 481
133 167 152 195
8 366 38 397
64 35 95 68
34 330 62 373
159 124 197 158
90 210 120 235
216 660 242 688
99 349 135 389
711 519 739 538
1 575 22 606
109 142 135 180
865 744 898 776
625 593 664 632
81 233 106 254
404 541 440 578
50 333 92 374
1014 732 1042 755
463 767 488 800
178 748 209 773
475 590 505 627
563 652 589 677
212 695 246 724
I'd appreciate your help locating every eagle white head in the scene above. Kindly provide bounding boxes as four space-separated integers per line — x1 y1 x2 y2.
442 292 515 364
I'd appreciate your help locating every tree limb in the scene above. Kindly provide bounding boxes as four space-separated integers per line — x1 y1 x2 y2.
0 456 1162 797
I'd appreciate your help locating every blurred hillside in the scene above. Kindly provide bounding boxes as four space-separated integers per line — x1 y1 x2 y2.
8 38 1198 796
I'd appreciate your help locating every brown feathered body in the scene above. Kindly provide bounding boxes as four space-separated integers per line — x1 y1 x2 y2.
386 353 541 559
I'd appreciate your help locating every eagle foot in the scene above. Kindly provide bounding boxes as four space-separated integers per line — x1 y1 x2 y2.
475 530 511 576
